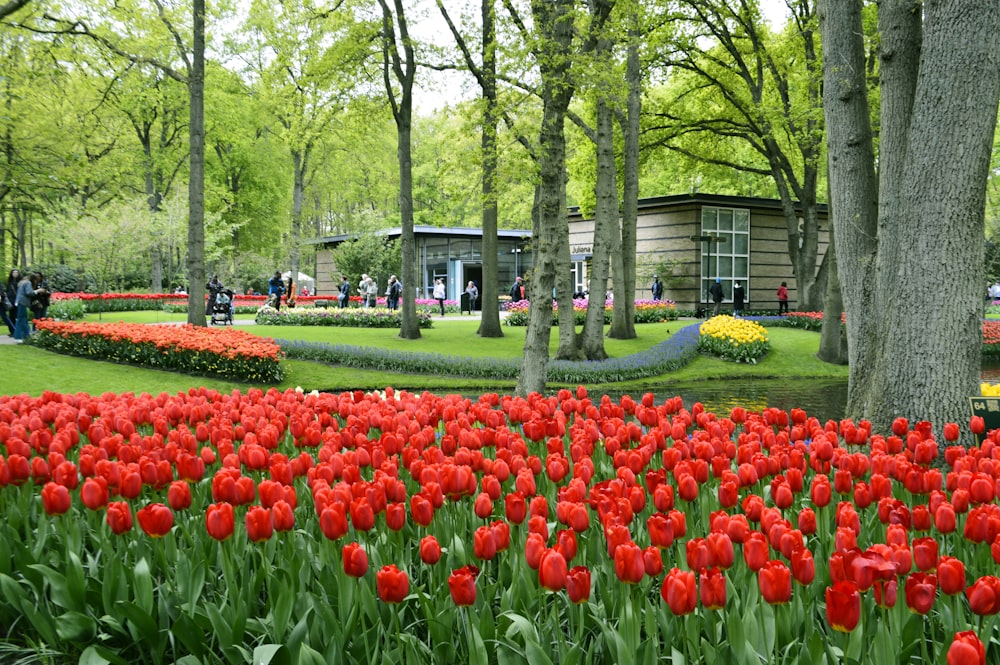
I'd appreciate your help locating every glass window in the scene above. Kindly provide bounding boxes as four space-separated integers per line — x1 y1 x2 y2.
700 206 750 303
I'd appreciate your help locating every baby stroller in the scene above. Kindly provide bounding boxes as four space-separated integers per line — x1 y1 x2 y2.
211 288 235 325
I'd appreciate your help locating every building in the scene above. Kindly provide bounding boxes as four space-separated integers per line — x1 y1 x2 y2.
567 193 830 312
311 226 533 301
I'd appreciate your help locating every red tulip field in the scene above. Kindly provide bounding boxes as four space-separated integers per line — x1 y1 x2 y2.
1 386 998 664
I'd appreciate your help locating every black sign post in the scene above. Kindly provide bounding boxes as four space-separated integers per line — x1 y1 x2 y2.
969 396 1000 444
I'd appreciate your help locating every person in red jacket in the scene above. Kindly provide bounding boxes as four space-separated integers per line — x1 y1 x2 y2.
777 281 789 315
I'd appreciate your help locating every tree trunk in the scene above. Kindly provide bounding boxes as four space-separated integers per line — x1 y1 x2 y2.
821 0 1000 431
817 211 847 364
186 0 206 326
517 0 577 392
290 148 307 290
866 0 999 430
819 0 881 416
477 0 503 338
609 21 639 340
397 101 421 340
580 92 616 361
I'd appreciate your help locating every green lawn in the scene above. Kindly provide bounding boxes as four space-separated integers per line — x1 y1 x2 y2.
3 316 846 397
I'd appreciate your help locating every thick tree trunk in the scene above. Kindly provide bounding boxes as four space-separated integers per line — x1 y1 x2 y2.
866 0 999 430
819 0 880 416
478 0 503 338
822 0 1000 431
186 0 206 326
517 0 576 393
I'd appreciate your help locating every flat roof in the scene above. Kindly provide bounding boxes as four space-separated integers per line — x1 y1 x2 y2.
309 226 532 246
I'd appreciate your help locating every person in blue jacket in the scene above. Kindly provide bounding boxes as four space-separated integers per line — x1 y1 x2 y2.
268 271 285 310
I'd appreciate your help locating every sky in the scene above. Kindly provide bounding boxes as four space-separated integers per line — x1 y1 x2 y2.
412 0 792 112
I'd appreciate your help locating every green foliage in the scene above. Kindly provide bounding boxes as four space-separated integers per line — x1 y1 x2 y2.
44 300 87 321
329 234 402 295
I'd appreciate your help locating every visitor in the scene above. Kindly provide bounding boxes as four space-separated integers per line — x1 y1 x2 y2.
990 281 1000 303
30 273 50 327
651 275 663 301
268 271 284 310
285 276 296 308
207 275 223 314
709 278 724 317
5 269 21 317
465 280 478 314
13 272 45 341
385 275 402 310
339 275 351 308
362 274 378 308
777 281 789 315
0 275 13 335
508 276 524 302
434 278 446 317
733 281 745 317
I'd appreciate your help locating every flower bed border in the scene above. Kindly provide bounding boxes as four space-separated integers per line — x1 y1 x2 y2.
31 320 284 383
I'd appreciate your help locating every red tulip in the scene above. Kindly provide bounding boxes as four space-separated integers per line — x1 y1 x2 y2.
758 560 792 604
947 631 986 665
707 532 734 570
167 481 192 511
349 498 374 532
935 503 957 534
420 535 441 565
137 503 174 538
797 508 817 536
504 492 526 524
643 546 663 577
970 416 986 436
205 502 235 541
647 513 674 549
525 533 546 570
375 565 409 603
661 568 697 615
943 423 960 442
319 504 348 540
474 492 493 519
272 500 295 532
935 556 965 596
554 529 577 562
244 506 273 542
342 542 369 577
474 525 497 561
825 581 861 632
790 547 815 585
686 538 709 572
410 494 434 527
41 482 71 515
699 568 726 610
566 566 591 603
448 565 478 606
966 576 1000 615
106 501 133 535
874 578 898 608
538 549 568 591
492 520 512 552
80 477 109 510
385 502 406 531
743 532 769 572
904 572 937 615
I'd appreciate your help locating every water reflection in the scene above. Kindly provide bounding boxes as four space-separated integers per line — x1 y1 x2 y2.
612 378 849 424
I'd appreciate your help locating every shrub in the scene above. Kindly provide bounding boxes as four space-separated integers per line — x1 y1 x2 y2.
697 315 770 363
44 299 87 321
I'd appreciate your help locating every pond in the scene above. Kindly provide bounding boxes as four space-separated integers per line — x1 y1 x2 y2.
623 378 849 424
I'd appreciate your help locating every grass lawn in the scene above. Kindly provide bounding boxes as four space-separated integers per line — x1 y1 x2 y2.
3 316 846 397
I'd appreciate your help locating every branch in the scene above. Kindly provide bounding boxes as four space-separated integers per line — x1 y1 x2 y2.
0 0 29 21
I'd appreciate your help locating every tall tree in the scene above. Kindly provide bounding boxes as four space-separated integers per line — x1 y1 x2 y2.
515 0 580 394
646 0 827 310
820 0 1000 430
378 0 421 339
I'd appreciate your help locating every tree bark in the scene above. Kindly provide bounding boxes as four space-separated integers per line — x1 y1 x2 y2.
609 16 639 340
186 0 206 326
817 208 847 364
477 0 503 338
516 0 577 393
821 0 1000 431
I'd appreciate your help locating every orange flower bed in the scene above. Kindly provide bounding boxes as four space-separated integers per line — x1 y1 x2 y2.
32 320 284 382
